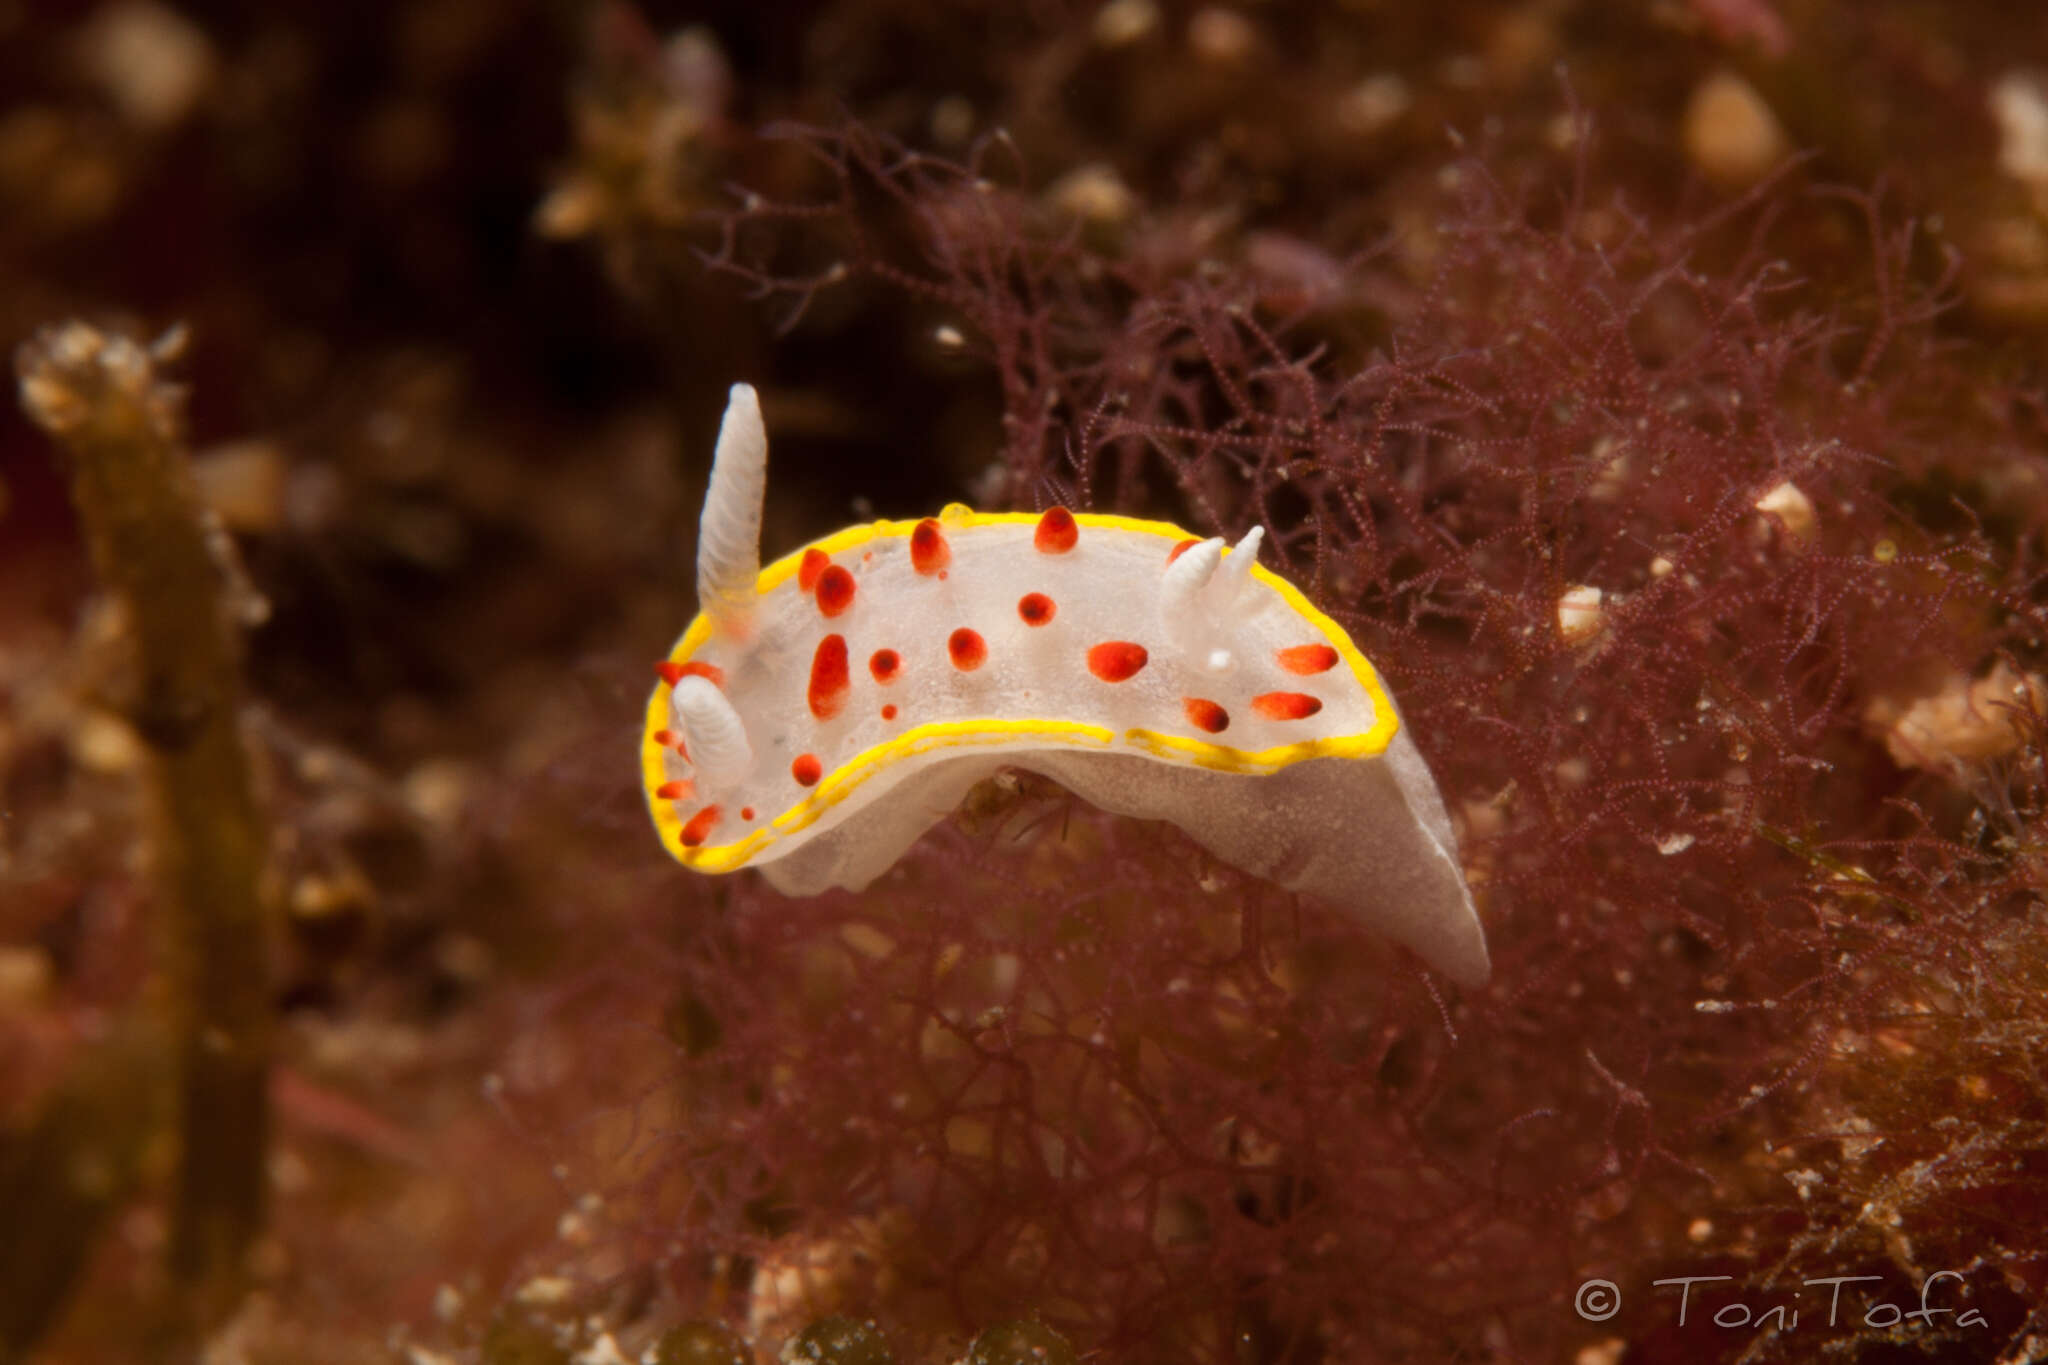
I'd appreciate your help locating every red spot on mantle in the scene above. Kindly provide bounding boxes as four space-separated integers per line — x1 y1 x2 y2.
656 660 724 688
798 548 829 592
1276 644 1339 675
792 753 822 786
911 518 950 575
949 628 988 671
1018 592 1055 626
816 564 856 617
1087 641 1148 682
655 779 694 801
1183 698 1229 733
1035 506 1078 553
1166 538 1200 565
881 704 898 720
809 635 850 719
869 648 900 683
680 805 722 847
1252 691 1322 721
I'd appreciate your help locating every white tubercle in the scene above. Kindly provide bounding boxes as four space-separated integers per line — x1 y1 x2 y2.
671 675 755 790
696 383 768 639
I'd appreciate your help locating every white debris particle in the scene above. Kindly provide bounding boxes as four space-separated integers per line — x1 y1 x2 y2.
76 0 217 130
1093 0 1160 47
1682 70 1787 187
574 1333 631 1365
70 711 142 773
0 948 54 1008
1188 7 1257 66
1865 661 2047 772
514 1275 575 1306
556 1207 593 1246
1753 480 1816 541
1990 73 2048 185
1045 162 1136 226
929 94 974 148
1557 584 1604 643
1336 73 1410 137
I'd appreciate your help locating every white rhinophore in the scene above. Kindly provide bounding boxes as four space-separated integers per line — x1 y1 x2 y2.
696 383 767 638
1159 536 1225 661
671 675 755 790
1211 525 1264 615
1157 530 1265 672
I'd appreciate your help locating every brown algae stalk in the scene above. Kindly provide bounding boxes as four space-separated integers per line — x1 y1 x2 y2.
0 1020 161 1358
15 322 273 1319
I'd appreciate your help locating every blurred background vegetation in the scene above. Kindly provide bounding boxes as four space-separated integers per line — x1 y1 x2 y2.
2 1 2046 1362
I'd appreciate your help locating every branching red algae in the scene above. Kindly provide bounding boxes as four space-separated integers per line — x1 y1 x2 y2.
14 322 273 1332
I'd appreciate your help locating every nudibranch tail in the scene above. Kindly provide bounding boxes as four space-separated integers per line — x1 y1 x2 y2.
697 383 767 638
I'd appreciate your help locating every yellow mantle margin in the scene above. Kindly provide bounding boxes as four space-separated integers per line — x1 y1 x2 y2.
641 508 1401 871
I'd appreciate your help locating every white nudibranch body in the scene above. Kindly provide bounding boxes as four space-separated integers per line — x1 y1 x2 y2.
643 384 1492 986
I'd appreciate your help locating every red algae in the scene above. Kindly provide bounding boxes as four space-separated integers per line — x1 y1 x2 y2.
658 119 2048 1363
9 3 2048 1364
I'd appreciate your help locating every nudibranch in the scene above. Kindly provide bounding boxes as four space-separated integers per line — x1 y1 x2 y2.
642 385 1491 986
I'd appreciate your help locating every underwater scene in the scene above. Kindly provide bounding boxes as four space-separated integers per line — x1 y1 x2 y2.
1 2 2045 1362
